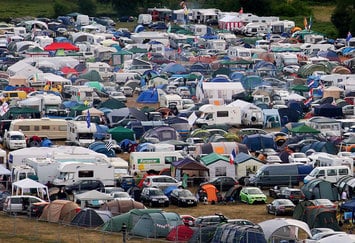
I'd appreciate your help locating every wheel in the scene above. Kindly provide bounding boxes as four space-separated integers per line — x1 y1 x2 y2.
274 210 278 216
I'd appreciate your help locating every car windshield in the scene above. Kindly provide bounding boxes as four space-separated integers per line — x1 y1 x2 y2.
294 153 306 158
248 188 262 194
150 190 164 196
178 190 193 197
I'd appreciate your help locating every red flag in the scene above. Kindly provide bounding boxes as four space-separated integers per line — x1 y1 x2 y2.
229 149 236 165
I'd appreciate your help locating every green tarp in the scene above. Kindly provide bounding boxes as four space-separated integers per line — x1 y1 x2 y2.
108 126 135 142
289 125 320 134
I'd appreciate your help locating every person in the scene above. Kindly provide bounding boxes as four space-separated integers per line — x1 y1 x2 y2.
182 173 188 188
342 190 348 202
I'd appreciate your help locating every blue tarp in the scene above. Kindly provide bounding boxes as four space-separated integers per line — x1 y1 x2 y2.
136 89 159 104
242 134 276 151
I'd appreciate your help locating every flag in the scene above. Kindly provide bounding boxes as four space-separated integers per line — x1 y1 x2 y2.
239 7 243 14
105 140 113 151
229 149 236 165
303 17 308 30
308 16 313 30
0 102 9 116
346 32 352 42
86 110 91 128
304 97 313 106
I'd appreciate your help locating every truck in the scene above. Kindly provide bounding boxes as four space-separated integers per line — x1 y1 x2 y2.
248 163 313 188
3 130 27 150
194 104 241 128
52 161 115 187
130 151 184 175
66 120 97 147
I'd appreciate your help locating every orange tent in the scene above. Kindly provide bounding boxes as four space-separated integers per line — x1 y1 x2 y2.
200 184 219 203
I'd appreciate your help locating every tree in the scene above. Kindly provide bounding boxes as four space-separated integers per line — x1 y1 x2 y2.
331 0 354 37
78 0 97 16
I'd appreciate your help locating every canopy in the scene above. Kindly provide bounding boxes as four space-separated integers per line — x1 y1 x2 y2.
75 190 113 208
44 42 79 51
12 178 49 201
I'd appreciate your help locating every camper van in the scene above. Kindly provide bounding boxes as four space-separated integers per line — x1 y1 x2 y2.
2 90 27 102
66 120 97 147
304 166 352 184
194 104 242 128
9 118 68 140
130 151 184 175
86 62 113 80
69 86 95 105
242 23 267 37
3 130 26 150
108 157 129 179
52 162 115 187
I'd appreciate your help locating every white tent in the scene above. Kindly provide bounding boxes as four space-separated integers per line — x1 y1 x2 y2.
258 218 312 242
12 178 50 201
75 190 113 208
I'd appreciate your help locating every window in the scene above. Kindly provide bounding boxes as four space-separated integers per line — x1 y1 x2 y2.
339 168 349 175
34 126 40 131
318 170 325 176
327 169 336 176
215 167 226 176
59 125 67 131
165 156 177 164
217 111 228 117
18 125 30 131
78 170 94 178
41 126 50 130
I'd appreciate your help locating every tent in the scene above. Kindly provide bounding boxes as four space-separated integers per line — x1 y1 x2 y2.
161 63 187 74
200 152 236 179
44 42 79 51
223 185 242 202
98 98 126 109
199 184 219 203
166 225 194 242
242 134 276 151
301 178 339 201
136 89 159 104
258 218 312 242
12 178 50 201
39 200 80 223
289 124 320 135
108 126 135 143
314 103 343 118
197 142 249 157
131 211 182 238
301 141 338 155
102 209 164 232
140 126 179 143
79 70 103 82
171 157 209 180
75 190 113 208
82 107 104 116
71 208 112 227
99 199 145 216
211 223 266 243
188 225 218 243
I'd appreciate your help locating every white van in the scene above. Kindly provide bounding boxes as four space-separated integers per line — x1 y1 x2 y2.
304 166 352 184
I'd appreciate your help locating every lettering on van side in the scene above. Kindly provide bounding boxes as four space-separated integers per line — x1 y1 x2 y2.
137 158 160 164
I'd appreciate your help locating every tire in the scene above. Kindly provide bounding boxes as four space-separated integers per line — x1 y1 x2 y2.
274 210 278 216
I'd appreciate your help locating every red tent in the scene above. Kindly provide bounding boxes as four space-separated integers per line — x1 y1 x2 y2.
44 42 79 51
61 66 79 76
166 225 194 242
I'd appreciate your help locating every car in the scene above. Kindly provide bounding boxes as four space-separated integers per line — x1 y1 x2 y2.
195 213 228 227
186 137 205 145
109 91 127 102
143 175 182 190
64 180 105 194
116 175 135 191
103 187 124 196
306 231 347 242
238 128 267 139
169 188 197 207
278 188 305 204
266 155 282 163
3 195 46 214
266 199 295 216
227 219 256 226
181 214 196 226
283 65 300 74
287 139 318 152
149 54 172 65
200 176 239 192
176 86 191 98
119 86 134 97
140 187 170 207
111 191 133 201
288 152 310 164
310 199 336 209
239 187 267 204
148 21 167 30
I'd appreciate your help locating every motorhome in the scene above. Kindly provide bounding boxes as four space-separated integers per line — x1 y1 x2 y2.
271 20 295 34
159 94 183 110
9 118 68 140
23 157 59 184
69 85 95 105
52 161 115 187
3 130 26 150
306 117 342 138
10 164 36 183
130 151 184 175
308 152 353 172
275 53 299 67
107 157 129 179
194 104 242 128
66 120 97 147
86 62 113 80
228 100 264 128
111 72 141 85
300 43 334 56
0 148 7 168
205 39 226 51
242 23 267 37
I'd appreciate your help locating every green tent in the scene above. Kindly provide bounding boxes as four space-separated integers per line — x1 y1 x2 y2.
69 104 89 117
2 107 40 119
86 81 103 91
108 126 135 142
289 124 320 135
291 84 309 92
79 70 103 82
98 98 126 109
102 209 162 232
200 152 229 166
301 178 338 201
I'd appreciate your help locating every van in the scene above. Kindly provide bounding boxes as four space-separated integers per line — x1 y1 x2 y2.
130 151 184 175
194 104 242 128
303 166 352 184
249 163 313 188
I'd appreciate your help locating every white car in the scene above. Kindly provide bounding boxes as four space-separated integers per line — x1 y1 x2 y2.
143 175 182 190
283 65 300 74
266 155 282 163
288 152 310 164
111 191 134 201
109 91 127 102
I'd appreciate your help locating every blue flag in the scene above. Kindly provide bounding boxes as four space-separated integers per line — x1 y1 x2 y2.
86 110 91 128
346 32 352 42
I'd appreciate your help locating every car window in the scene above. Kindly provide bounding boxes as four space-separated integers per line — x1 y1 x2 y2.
327 169 337 176
165 177 176 183
11 198 21 204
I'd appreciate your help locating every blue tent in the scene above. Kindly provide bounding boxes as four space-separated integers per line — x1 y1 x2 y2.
88 141 116 157
314 103 343 118
161 63 187 74
95 124 109 140
242 134 276 151
136 89 159 103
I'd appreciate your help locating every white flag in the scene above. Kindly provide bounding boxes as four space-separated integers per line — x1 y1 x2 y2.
0 102 9 116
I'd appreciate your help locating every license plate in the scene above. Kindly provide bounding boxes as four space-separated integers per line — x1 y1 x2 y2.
187 201 193 204
159 200 164 203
